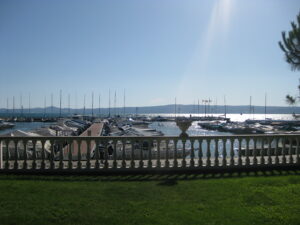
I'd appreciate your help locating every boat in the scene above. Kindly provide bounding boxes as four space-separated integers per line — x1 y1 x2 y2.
0 119 15 130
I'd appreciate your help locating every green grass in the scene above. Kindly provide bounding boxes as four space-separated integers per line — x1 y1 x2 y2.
0 172 300 225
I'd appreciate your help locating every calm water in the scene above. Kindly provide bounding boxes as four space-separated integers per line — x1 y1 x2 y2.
148 113 295 122
0 122 54 135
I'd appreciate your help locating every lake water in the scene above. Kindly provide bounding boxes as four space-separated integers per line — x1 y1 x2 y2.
0 122 54 135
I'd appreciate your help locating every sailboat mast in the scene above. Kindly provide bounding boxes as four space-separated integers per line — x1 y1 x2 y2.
28 93 31 115
114 91 116 116
264 93 267 120
59 90 62 117
92 92 94 117
98 94 101 116
123 89 125 116
68 94 70 115
175 97 177 119
224 95 227 119
83 94 86 116
108 89 111 117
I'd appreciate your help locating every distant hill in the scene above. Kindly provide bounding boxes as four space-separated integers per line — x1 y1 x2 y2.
0 104 299 116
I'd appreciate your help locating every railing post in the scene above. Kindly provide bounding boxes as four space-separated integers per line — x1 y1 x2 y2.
275 138 279 165
214 139 219 167
245 138 250 166
122 140 126 169
222 138 227 167
182 140 186 168
86 139 91 169
32 140 37 170
139 140 144 169
288 137 293 164
130 140 135 169
0 140 2 169
23 140 27 169
230 138 234 166
5 140 9 170
59 140 64 170
13 140 18 170
198 139 203 167
50 140 55 169
104 140 109 169
206 139 211 167
238 138 242 166
95 139 100 169
165 140 170 168
190 139 195 168
68 140 73 169
282 137 286 164
77 140 82 169
174 139 178 168
253 138 257 166
113 140 117 169
296 138 300 164
148 140 152 168
260 138 265 165
41 140 46 170
267 137 272 165
157 140 161 168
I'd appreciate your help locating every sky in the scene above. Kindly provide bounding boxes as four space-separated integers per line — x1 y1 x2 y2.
0 0 299 109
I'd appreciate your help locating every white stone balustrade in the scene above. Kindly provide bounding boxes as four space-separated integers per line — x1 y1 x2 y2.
0 134 300 172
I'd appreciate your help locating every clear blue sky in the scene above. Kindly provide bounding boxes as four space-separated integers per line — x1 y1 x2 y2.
0 0 299 108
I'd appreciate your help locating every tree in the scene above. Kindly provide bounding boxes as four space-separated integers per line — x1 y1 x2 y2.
279 11 300 104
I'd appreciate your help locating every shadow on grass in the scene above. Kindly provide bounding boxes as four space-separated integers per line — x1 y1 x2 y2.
0 169 299 184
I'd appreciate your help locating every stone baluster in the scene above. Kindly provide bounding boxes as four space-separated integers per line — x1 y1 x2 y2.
50 140 55 169
206 139 211 167
41 140 46 170
253 138 257 166
260 138 265 165
122 140 126 168
165 140 170 168
13 140 18 169
288 137 293 164
104 140 109 169
59 141 64 169
245 138 250 166
113 140 117 169
282 137 286 164
157 140 161 168
95 140 100 169
130 140 135 168
230 138 234 166
77 140 82 169
148 140 152 168
222 139 227 167
139 140 144 169
0 140 2 170
190 140 195 167
182 140 186 168
198 139 203 167
32 140 37 169
5 140 9 169
214 139 219 166
296 138 300 164
86 139 91 169
174 140 178 168
23 140 27 169
238 138 242 166
267 138 272 165
68 140 73 169
275 138 279 165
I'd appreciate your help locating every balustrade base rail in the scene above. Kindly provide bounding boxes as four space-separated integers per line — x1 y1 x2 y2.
1 163 299 175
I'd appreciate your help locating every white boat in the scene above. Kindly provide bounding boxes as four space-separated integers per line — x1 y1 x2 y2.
0 119 15 130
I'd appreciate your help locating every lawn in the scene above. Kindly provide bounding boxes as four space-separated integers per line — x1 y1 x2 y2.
0 172 300 225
